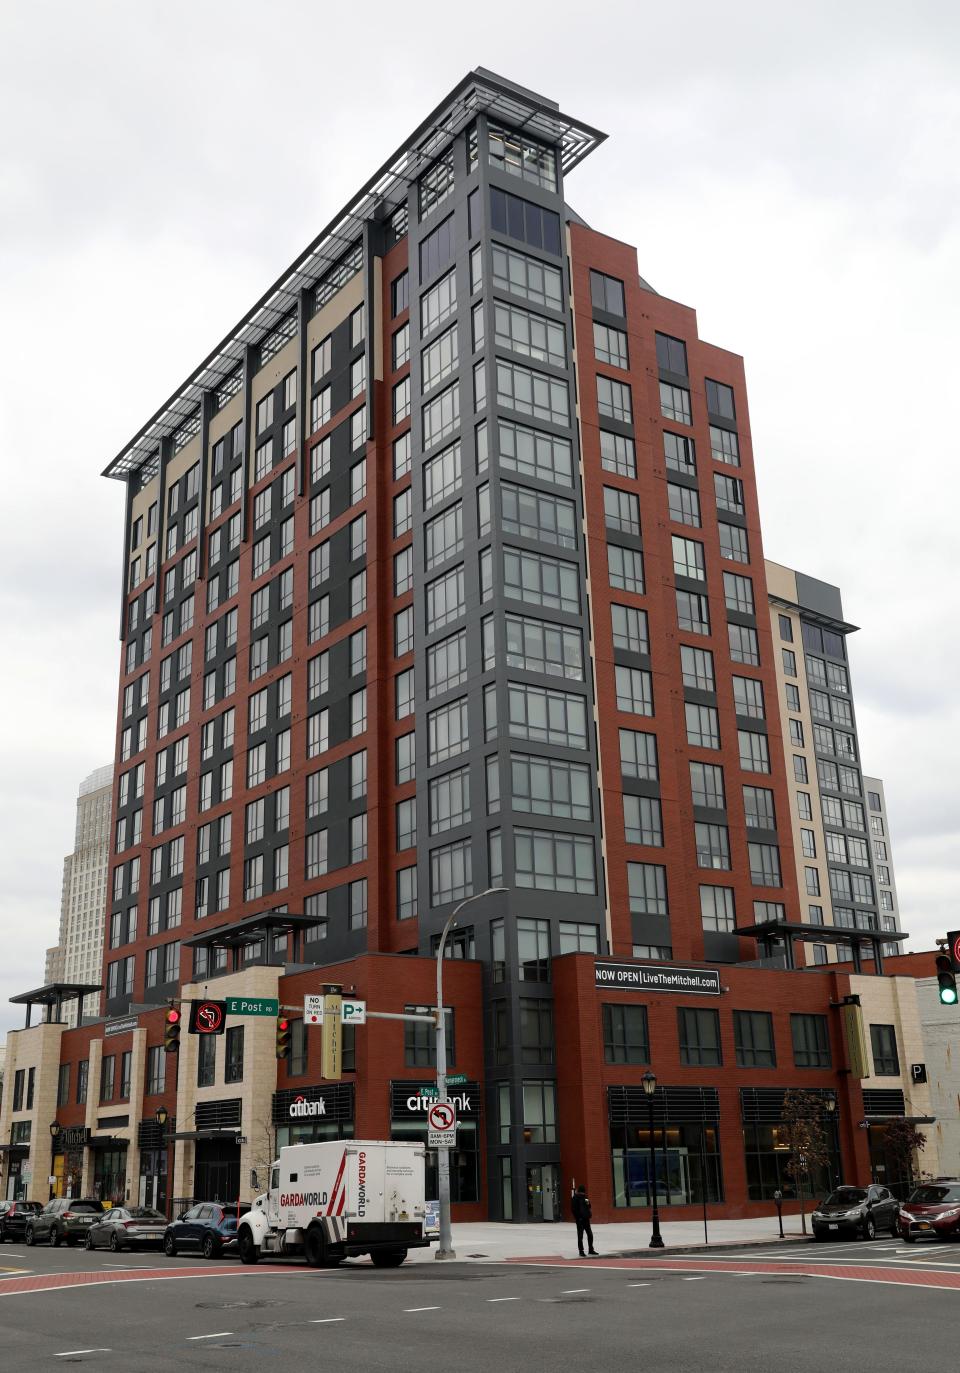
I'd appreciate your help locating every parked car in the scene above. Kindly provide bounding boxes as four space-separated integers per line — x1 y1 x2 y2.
84 1207 168 1252
25 1198 104 1247
163 1203 242 1259
0 1201 42 1242
811 1184 899 1240
898 1181 960 1242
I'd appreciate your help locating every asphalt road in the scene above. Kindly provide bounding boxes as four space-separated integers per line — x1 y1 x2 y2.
1 1239 958 1372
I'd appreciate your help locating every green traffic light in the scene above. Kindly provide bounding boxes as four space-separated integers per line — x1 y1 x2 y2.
940 985 958 1005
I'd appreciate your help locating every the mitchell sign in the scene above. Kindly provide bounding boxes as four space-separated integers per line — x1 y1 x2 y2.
595 961 722 996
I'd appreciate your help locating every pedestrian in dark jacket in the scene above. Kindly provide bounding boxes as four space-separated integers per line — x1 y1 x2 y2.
571 1184 598 1256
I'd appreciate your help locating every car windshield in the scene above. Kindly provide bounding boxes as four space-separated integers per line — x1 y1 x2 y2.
129 1209 165 1220
908 1185 960 1205
823 1189 867 1206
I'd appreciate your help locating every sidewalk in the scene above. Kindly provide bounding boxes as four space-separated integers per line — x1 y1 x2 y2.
402 1216 811 1264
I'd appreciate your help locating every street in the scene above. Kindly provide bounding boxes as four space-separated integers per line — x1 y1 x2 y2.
1 1239 958 1372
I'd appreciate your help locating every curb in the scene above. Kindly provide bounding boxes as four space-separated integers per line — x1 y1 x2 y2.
605 1235 812 1257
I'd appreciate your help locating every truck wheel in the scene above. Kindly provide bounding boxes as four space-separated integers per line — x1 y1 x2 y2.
238 1228 260 1265
371 1249 407 1268
304 1227 325 1268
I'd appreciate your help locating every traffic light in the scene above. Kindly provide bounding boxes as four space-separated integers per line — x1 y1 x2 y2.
163 1006 181 1053
276 1016 291 1059
936 954 958 1006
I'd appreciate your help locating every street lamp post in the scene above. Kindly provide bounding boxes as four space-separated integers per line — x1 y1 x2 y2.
641 1071 665 1249
435 886 506 1262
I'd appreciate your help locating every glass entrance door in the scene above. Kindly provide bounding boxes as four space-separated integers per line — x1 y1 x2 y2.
526 1163 560 1221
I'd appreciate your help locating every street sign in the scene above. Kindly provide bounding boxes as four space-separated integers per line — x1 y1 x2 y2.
428 1126 457 1149
428 1100 456 1132
341 998 366 1025
304 994 324 1024
446 1072 467 1086
226 996 279 1017
188 999 227 1035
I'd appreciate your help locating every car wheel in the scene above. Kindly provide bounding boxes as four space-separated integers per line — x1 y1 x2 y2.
24 1226 35 1247
50 1227 61 1248
863 1217 876 1241
85 1232 95 1250
238 1229 259 1266
371 1249 406 1268
203 1234 219 1260
110 1232 122 1253
163 1234 177 1257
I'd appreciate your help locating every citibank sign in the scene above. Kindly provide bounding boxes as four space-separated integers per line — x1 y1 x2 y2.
288 1095 327 1118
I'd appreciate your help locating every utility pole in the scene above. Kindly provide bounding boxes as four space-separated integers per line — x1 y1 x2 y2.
434 887 506 1261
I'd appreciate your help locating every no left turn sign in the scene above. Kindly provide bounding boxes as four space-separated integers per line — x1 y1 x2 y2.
428 1100 456 1132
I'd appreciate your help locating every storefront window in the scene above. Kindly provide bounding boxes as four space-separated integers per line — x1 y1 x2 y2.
389 1080 480 1204
742 1121 839 1201
93 1147 127 1205
391 1120 480 1204
611 1123 722 1207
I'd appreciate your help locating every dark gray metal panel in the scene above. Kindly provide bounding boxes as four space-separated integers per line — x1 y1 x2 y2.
795 572 845 622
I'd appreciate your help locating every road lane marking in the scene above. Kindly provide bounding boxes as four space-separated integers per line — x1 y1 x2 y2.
487 1297 521 1302
628 1282 651 1287
682 1276 707 1281
404 1306 441 1313
561 1288 590 1293
187 1332 233 1340
55 1351 112 1358
310 1317 346 1323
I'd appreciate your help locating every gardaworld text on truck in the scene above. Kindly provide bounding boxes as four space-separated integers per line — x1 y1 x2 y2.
236 1140 430 1268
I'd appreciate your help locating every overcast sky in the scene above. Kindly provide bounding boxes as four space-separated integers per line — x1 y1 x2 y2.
1 1 958 1039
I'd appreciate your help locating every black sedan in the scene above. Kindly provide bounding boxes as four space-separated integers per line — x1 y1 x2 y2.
85 1207 168 1252
163 1203 241 1259
0 1201 42 1242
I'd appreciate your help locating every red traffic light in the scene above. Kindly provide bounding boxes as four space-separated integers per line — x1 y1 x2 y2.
166 1008 181 1024
278 1018 289 1030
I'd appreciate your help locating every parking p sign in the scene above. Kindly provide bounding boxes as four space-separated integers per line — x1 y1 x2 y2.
341 998 367 1025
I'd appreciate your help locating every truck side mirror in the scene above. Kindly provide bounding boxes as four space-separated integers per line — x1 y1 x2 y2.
250 1170 259 1192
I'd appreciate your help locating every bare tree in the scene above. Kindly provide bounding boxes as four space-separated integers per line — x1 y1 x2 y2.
781 1089 831 1235
881 1117 927 1194
249 1115 276 1195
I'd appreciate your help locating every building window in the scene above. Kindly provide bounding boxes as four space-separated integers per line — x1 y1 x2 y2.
678 1007 722 1066
225 1026 244 1084
700 885 735 933
196 1034 216 1087
734 1011 776 1068
603 1004 649 1065
791 1014 831 1068
522 1080 557 1143
589 270 625 315
870 1023 900 1076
